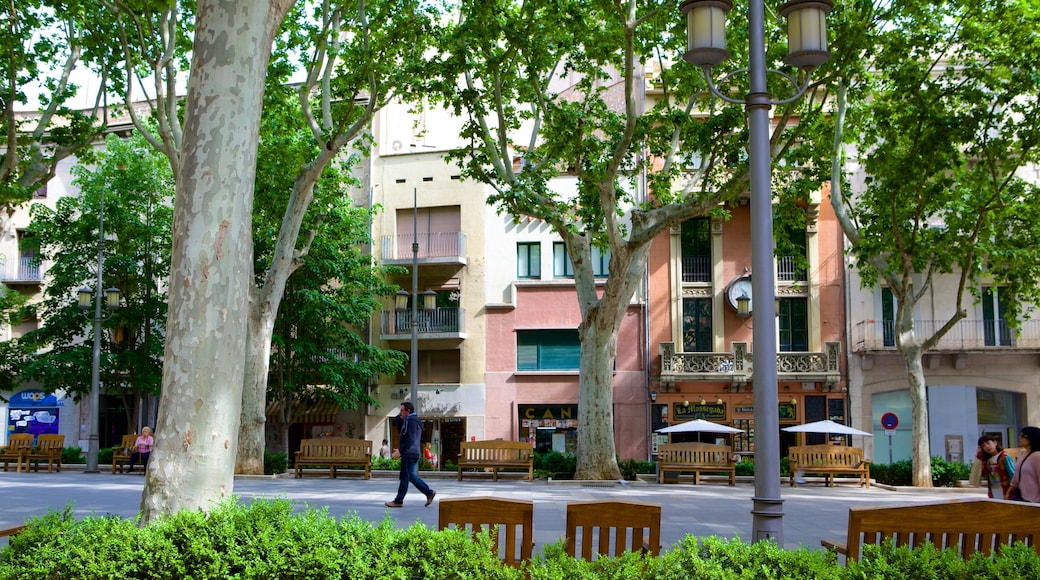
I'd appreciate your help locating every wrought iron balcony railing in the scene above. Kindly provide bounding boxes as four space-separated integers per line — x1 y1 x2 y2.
659 341 841 387
0 257 44 283
380 307 466 337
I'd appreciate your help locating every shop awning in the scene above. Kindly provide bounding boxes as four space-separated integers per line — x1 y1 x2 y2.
266 400 342 425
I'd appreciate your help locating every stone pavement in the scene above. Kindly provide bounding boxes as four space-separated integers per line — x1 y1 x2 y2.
0 469 987 553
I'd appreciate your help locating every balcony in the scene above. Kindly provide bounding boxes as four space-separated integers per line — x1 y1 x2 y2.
380 307 467 340
0 257 44 285
776 256 807 282
681 256 711 283
381 232 467 266
659 341 841 388
852 319 1040 353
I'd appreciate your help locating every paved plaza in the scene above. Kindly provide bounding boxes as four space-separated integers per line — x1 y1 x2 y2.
0 469 987 553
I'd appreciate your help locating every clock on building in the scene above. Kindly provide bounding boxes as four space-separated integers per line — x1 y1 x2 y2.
726 275 753 316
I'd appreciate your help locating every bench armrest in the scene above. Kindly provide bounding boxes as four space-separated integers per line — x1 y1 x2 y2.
820 539 848 556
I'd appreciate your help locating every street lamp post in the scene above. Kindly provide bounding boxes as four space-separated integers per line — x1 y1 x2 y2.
77 191 122 473
681 0 832 543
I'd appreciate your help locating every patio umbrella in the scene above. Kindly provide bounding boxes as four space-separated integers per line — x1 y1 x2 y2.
782 420 873 437
656 419 745 434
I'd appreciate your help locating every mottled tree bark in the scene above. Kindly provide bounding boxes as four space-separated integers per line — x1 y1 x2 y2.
140 0 295 522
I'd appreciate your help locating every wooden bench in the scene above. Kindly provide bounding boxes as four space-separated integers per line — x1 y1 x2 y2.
822 498 1040 561
656 442 736 485
439 497 534 569
457 440 534 482
23 434 64 472
566 500 661 560
789 444 870 487
294 437 372 479
1 434 34 472
112 434 138 474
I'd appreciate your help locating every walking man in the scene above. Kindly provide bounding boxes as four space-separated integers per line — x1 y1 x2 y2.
385 401 436 508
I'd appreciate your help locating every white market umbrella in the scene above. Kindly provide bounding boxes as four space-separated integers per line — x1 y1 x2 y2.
656 419 745 434
782 420 873 437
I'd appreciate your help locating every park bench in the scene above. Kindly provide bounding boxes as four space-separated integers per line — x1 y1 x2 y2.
566 499 661 560
821 498 1040 561
23 434 64 473
656 442 736 485
457 440 534 482
294 437 372 479
1 434 34 472
789 444 870 487
112 434 139 474
439 497 534 569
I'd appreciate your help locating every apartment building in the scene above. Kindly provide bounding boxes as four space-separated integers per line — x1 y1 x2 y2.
647 189 849 459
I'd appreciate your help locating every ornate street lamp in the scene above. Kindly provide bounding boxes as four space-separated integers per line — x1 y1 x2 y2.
76 190 123 473
681 0 831 543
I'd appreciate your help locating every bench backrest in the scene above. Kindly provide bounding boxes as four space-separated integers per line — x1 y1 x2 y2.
566 500 661 560
298 437 372 458
789 444 864 467
843 498 1040 561
2 434 34 453
35 434 64 453
657 442 734 465
439 497 533 568
116 434 138 453
459 440 533 462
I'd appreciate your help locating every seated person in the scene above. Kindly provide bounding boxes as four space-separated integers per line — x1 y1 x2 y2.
128 426 154 473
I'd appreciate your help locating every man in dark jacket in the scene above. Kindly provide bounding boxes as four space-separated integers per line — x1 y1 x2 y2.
385 401 436 508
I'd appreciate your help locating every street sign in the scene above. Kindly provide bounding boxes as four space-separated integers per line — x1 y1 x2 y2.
884 429 896 436
881 412 899 430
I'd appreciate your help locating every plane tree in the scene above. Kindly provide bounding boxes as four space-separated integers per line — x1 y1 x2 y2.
829 0 1040 485
429 0 841 479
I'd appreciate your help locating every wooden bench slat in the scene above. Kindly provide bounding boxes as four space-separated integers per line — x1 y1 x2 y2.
457 440 534 482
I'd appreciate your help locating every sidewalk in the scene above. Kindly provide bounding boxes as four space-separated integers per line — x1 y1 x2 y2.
0 470 987 552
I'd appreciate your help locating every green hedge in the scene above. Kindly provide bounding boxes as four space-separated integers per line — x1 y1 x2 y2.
2 499 1038 579
871 456 972 487
2 501 1040 580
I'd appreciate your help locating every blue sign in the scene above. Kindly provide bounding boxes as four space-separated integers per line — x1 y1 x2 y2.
880 412 899 430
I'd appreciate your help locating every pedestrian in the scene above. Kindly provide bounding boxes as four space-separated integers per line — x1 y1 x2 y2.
1008 426 1040 502
128 426 153 474
379 439 391 458
975 434 1015 499
423 441 437 468
385 402 436 508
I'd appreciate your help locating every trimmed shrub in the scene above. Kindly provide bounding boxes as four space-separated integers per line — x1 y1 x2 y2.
62 446 84 464
533 450 576 480
871 457 971 487
2 502 1038 579
618 458 655 481
263 450 289 475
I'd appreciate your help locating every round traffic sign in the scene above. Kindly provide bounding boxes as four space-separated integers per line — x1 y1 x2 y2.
880 412 899 430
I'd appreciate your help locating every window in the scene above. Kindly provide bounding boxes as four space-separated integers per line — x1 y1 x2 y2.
396 349 461 384
682 298 713 352
982 287 1011 347
517 329 580 371
778 297 808 352
517 242 540 279
553 242 610 278
775 220 807 282
680 218 711 282
881 287 896 347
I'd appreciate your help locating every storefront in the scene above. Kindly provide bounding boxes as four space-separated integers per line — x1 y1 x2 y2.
518 404 577 454
6 389 63 441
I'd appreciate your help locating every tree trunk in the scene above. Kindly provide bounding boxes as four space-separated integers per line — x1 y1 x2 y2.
234 164 325 474
901 345 932 486
140 0 292 523
235 309 275 475
575 309 622 480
